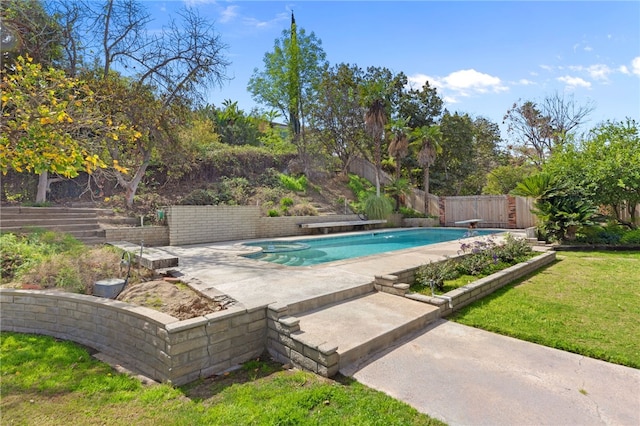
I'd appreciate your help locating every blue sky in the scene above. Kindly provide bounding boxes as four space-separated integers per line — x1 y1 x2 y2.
144 1 639 139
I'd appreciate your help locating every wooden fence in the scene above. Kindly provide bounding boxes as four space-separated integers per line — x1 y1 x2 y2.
347 157 537 228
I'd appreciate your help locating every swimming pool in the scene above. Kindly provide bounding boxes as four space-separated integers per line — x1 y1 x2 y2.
243 228 498 266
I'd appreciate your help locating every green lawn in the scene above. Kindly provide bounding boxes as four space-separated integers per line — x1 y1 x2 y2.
3 250 638 424
450 250 640 368
0 333 443 426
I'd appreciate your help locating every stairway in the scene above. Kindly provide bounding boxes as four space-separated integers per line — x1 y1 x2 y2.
270 288 441 376
0 206 116 245
302 292 440 370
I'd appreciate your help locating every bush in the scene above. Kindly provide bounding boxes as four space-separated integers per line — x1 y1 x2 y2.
280 197 294 208
415 259 459 292
287 204 318 216
576 224 624 244
492 233 533 263
1 231 83 283
279 174 307 192
363 194 393 220
267 209 280 217
620 229 640 244
19 247 124 294
398 206 428 218
179 188 219 205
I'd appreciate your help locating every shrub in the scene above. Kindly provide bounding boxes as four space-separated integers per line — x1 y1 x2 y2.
267 209 280 217
576 224 625 244
19 246 123 294
288 204 318 216
363 194 393 220
455 254 494 276
620 229 640 244
279 174 307 192
415 259 459 292
492 233 533 263
280 197 294 208
398 206 428 218
220 176 252 204
179 188 218 205
1 231 83 283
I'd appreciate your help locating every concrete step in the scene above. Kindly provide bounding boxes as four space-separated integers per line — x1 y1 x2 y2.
1 217 100 227
2 223 103 233
0 206 109 215
295 292 440 372
107 241 178 270
0 206 116 246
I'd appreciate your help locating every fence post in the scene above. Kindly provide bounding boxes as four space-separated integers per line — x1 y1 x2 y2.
439 197 446 226
507 195 517 228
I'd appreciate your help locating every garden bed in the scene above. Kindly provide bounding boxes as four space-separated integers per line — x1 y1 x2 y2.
405 250 557 317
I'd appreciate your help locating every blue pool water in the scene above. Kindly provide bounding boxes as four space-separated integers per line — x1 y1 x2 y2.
243 228 498 266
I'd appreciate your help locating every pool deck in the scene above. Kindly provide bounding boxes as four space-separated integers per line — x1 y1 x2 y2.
159 227 493 308
156 229 640 425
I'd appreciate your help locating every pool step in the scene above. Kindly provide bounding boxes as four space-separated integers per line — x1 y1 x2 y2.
292 291 441 373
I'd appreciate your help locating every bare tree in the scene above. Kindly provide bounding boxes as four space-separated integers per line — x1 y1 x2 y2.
49 0 231 207
504 92 594 167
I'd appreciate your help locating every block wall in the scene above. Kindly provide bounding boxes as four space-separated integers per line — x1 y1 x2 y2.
168 206 261 245
104 226 170 247
0 289 267 386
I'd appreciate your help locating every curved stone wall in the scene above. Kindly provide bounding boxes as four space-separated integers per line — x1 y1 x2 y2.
0 290 266 385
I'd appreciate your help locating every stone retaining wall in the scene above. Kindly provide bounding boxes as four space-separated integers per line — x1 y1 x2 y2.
266 303 340 377
383 251 557 316
104 226 169 247
167 205 382 245
0 290 266 386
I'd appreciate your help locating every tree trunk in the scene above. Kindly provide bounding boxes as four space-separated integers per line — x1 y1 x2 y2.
114 149 151 208
423 166 430 215
36 171 48 203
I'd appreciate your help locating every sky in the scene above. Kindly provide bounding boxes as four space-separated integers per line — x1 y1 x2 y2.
142 1 640 140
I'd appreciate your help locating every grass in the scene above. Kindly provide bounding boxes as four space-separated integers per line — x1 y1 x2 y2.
3 250 638 423
0 333 444 425
449 250 640 368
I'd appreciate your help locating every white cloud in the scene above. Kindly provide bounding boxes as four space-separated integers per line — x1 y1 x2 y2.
619 65 630 75
587 64 613 81
219 5 239 23
443 69 508 94
410 69 508 100
540 64 554 72
584 46 593 52
517 79 536 86
557 75 591 89
632 57 640 76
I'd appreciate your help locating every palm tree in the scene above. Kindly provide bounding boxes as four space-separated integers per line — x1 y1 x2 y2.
364 98 388 196
387 117 410 181
412 125 442 214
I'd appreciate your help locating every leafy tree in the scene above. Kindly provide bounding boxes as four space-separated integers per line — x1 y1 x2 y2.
307 63 367 174
212 100 261 146
0 56 134 202
59 0 232 207
248 12 328 172
397 80 443 129
545 118 640 228
0 0 63 67
483 163 536 195
504 92 594 167
430 111 475 195
464 117 503 194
